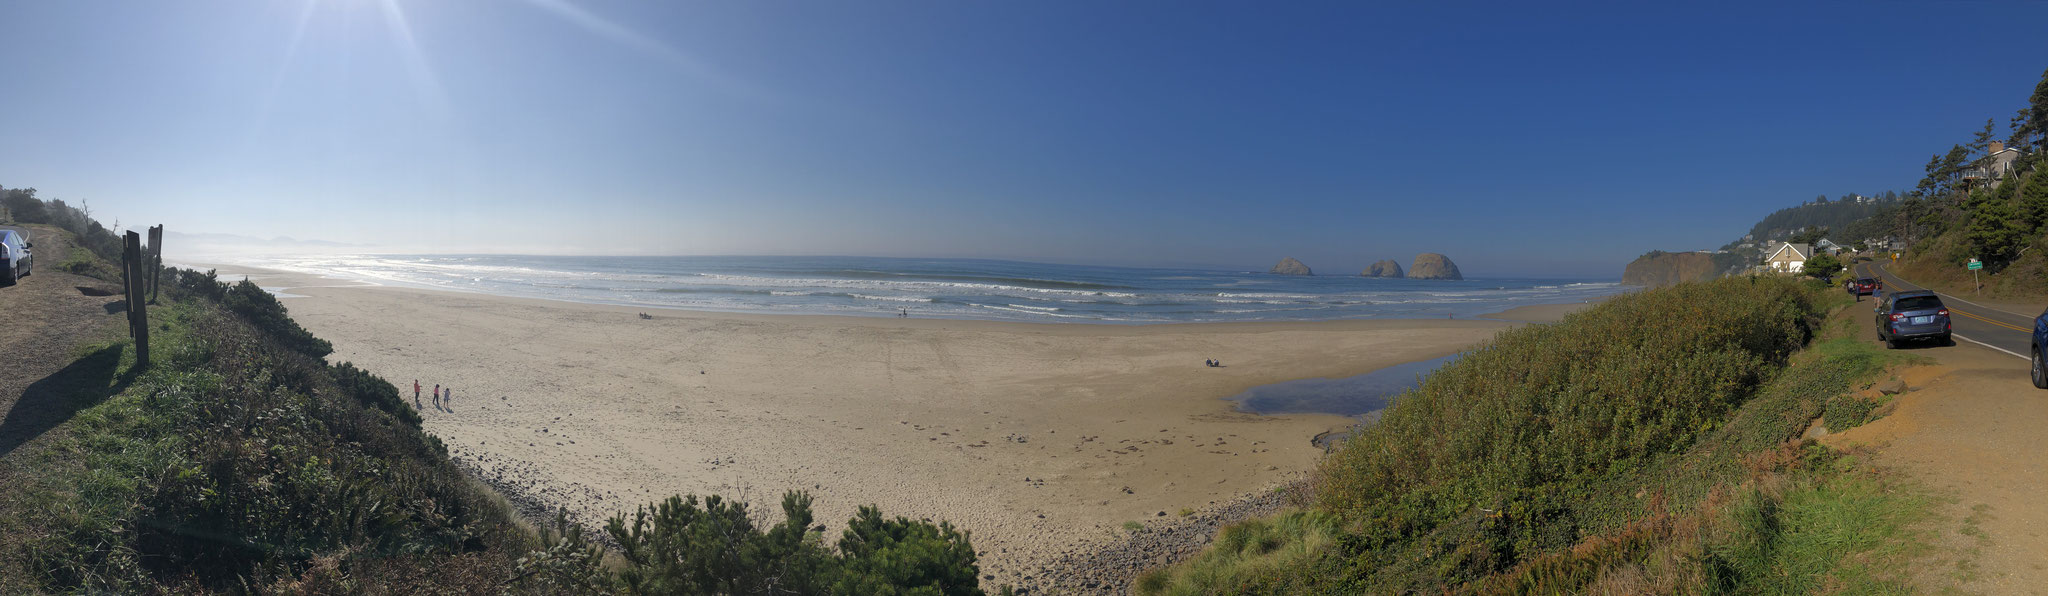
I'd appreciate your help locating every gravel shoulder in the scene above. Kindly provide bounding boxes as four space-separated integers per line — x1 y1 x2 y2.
1820 329 2048 592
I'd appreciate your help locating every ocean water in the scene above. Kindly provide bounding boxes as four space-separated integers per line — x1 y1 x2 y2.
222 254 1626 324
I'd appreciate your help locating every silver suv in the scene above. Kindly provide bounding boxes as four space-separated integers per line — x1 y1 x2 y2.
0 229 32 285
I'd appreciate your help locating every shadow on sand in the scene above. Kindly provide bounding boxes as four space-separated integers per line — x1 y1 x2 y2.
0 345 140 458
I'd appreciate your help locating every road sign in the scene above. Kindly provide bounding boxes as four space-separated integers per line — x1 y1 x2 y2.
1968 259 1983 271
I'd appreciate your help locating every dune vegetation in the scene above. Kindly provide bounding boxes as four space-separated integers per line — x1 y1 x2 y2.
0 194 997 595
1137 277 1935 593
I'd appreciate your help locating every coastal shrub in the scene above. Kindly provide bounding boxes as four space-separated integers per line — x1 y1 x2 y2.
57 245 121 280
0 187 123 262
1311 276 1824 588
22 298 531 593
1823 395 1883 432
220 277 334 359
334 361 424 427
1132 510 1342 596
170 267 227 301
592 490 990 595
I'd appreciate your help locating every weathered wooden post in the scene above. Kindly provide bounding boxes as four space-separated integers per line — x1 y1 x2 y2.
124 231 149 367
147 224 163 303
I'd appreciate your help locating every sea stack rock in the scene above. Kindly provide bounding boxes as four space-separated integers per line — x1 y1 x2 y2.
1408 253 1463 280
1362 260 1405 278
1270 257 1313 276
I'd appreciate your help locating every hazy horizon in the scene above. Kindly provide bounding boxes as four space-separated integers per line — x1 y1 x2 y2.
6 1 2047 278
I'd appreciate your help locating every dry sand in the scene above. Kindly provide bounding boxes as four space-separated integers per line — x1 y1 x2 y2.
205 265 1543 584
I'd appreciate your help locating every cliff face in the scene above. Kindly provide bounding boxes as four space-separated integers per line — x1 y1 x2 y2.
1270 257 1313 276
1408 253 1463 280
1622 251 1719 287
1362 260 1405 278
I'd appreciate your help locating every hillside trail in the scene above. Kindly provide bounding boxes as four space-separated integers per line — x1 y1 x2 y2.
0 225 125 474
1819 324 2048 593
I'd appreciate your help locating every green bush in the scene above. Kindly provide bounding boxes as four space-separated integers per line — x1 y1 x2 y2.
26 300 526 593
834 505 985 595
220 278 334 359
334 361 424 427
56 245 121 281
1823 395 1882 432
590 491 990 596
1312 277 1823 588
1133 510 1341 596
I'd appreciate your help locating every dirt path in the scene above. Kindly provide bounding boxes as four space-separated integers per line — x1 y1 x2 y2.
1821 330 2048 593
0 224 126 464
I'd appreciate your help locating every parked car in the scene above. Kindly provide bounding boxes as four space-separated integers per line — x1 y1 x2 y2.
1875 290 1949 349
0 229 30 285
2033 307 2048 389
1847 277 1879 298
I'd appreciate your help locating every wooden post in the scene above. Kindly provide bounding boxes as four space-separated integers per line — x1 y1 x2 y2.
124 231 149 367
147 224 163 303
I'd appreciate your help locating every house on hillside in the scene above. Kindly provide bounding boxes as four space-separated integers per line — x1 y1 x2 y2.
1962 141 2031 188
1765 242 1811 273
1814 239 1842 254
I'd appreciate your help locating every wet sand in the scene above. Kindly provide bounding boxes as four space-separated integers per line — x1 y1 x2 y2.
204 265 1534 584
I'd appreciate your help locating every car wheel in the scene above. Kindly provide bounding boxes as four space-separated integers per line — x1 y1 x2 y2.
2035 347 2048 389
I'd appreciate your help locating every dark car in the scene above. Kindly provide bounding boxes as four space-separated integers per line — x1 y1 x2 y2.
0 229 30 285
2032 307 2048 389
1875 290 1949 348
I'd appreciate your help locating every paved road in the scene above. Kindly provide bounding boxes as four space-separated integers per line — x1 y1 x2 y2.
1853 261 2038 360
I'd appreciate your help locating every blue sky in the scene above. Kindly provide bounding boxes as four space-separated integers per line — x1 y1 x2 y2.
1 1 2043 277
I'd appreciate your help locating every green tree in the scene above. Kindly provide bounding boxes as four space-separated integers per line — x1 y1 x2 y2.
1966 194 2027 267
1972 117 1997 157
2014 66 2048 153
1801 251 1844 280
1789 226 1830 245
1 187 47 223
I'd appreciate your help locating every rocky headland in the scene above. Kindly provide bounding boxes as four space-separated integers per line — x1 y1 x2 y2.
1362 259 1404 278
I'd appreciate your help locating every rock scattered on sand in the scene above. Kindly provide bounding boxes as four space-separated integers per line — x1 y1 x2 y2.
1361 259 1405 278
1408 253 1464 280
1268 257 1312 276
1877 378 1907 395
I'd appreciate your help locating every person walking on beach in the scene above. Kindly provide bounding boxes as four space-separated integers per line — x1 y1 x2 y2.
432 383 441 411
413 380 422 408
444 386 452 410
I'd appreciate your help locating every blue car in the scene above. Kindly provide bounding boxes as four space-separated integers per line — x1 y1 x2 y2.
1875 290 1949 349
2033 308 2048 389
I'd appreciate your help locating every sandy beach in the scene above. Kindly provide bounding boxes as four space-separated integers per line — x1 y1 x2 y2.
206 266 1549 584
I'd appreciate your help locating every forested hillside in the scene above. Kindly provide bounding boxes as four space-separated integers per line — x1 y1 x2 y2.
1843 66 2048 299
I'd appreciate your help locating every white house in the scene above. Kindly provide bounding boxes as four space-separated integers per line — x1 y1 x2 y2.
1765 242 1811 273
